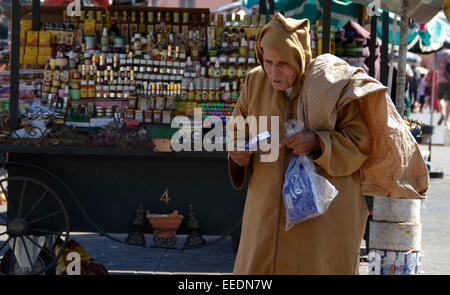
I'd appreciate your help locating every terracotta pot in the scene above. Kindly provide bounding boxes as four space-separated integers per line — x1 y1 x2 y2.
146 210 184 237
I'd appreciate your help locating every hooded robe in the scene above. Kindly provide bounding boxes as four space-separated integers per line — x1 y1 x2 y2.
227 13 428 275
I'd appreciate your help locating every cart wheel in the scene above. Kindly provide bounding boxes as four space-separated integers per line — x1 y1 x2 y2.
0 176 70 275
166 232 177 247
0 248 55 275
153 231 166 248
153 230 176 248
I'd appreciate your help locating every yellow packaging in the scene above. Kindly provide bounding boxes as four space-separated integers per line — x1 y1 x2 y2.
317 39 331 56
25 46 38 56
84 19 96 35
39 31 51 47
175 101 187 116
20 31 26 46
19 46 24 55
39 47 53 57
26 31 39 46
19 56 23 64
185 102 198 117
23 55 37 65
38 56 48 65
21 20 32 32
318 39 322 56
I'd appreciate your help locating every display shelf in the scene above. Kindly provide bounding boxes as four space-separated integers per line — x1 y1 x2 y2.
0 70 44 76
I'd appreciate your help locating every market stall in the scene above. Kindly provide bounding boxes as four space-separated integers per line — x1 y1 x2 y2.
0 0 434 275
0 2 271 274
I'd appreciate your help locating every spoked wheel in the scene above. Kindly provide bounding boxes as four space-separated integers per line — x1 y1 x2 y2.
0 176 70 275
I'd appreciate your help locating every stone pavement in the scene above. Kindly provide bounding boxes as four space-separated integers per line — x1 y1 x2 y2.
69 232 370 275
68 233 237 275
411 110 450 274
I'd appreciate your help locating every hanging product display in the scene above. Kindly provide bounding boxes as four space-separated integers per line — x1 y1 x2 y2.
15 7 268 129
310 19 367 68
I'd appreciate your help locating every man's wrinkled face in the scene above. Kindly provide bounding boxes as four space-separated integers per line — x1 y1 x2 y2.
262 47 298 91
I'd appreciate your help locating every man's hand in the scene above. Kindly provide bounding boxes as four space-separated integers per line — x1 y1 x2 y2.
280 131 321 156
230 151 253 167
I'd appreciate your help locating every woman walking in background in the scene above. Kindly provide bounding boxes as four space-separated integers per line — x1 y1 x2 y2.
418 73 427 112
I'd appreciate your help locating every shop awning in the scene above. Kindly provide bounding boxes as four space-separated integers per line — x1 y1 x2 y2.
352 0 443 24
243 0 361 28
41 0 110 6
373 11 449 54
407 11 450 54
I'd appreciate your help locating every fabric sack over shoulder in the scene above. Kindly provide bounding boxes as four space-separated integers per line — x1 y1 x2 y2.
300 54 429 200
282 120 339 231
356 90 429 199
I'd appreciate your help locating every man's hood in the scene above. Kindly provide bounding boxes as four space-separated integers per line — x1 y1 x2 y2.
255 13 312 81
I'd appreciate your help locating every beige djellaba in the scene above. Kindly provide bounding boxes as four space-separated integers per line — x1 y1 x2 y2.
227 13 428 275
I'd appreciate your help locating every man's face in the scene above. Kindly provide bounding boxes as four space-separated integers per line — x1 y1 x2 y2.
262 47 298 91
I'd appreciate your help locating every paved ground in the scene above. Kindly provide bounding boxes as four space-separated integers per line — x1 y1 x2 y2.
410 110 450 274
66 233 237 275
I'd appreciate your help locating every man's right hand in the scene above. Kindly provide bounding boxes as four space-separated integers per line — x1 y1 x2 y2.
229 151 253 167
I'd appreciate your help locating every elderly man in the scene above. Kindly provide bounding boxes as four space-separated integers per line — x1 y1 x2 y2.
227 13 428 275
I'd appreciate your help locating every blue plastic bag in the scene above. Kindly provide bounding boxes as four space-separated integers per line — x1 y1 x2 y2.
282 120 339 231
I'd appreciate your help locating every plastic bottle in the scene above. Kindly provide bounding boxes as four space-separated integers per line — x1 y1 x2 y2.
187 80 195 101
88 80 96 98
246 58 256 76
180 78 188 101
334 29 344 57
208 57 217 78
237 57 246 79
220 56 228 79
214 58 221 79
208 78 216 102
344 31 356 56
228 57 237 79
186 56 193 77
223 82 231 102
231 81 239 102
80 80 88 99
215 79 222 102
195 78 203 102
202 77 209 101
101 27 109 53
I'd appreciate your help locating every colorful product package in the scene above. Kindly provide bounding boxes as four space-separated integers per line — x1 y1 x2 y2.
39 31 52 47
26 31 39 46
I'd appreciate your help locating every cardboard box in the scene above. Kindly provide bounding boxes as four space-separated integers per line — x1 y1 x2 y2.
175 101 187 116
39 32 51 47
39 47 53 57
20 31 26 46
23 55 37 65
21 20 32 32
38 56 49 65
26 31 39 46
185 102 199 118
84 19 96 35
25 46 38 56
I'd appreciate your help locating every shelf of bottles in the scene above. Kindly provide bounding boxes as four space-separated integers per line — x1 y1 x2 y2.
18 6 269 127
310 20 368 68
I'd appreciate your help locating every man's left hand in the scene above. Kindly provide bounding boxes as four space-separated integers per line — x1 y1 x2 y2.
280 131 321 156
